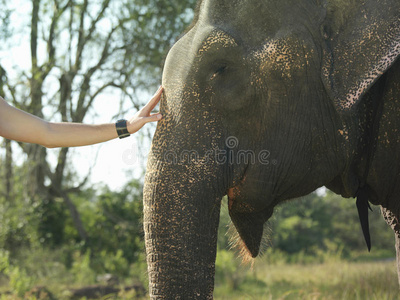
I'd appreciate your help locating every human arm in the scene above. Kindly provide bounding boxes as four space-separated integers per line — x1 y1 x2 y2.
0 87 163 148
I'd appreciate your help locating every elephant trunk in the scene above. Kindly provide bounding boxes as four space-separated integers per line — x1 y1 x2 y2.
143 157 222 299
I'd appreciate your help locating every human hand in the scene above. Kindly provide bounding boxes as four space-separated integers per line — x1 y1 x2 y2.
127 86 163 134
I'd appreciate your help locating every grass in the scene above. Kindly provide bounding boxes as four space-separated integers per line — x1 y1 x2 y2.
1 248 399 299
214 259 399 299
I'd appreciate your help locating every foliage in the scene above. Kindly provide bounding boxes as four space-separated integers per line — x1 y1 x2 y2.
217 190 395 266
0 174 147 281
269 190 394 258
0 179 149 297
0 0 12 42
0 164 40 251
215 250 248 291
0 250 34 297
71 250 96 285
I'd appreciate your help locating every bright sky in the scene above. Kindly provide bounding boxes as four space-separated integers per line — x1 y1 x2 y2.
65 95 156 190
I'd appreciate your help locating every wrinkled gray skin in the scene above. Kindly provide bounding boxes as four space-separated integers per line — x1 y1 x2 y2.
144 0 400 298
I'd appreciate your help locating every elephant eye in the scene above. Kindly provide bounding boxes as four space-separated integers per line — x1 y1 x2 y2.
210 65 227 80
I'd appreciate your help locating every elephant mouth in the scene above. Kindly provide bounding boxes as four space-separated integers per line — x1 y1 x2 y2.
227 177 274 258
227 174 271 213
227 180 254 212
228 187 257 213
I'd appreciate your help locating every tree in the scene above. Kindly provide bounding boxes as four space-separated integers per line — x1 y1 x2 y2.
270 191 394 257
0 0 11 41
0 0 197 247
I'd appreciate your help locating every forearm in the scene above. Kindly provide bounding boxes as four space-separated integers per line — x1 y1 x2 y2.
0 86 162 148
0 98 118 148
44 122 118 148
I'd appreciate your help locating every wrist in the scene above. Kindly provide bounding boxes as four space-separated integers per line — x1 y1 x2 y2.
115 119 130 139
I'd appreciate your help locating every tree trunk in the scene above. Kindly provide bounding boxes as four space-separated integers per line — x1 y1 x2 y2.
4 139 13 200
62 192 88 242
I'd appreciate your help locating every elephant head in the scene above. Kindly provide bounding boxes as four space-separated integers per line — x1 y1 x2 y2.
144 0 400 297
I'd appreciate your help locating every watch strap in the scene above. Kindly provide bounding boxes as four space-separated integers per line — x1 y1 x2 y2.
115 119 130 139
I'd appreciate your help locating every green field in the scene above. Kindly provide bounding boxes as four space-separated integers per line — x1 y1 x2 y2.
0 249 399 299
214 259 399 300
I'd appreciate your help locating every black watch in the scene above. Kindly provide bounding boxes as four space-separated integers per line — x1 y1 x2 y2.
115 119 130 139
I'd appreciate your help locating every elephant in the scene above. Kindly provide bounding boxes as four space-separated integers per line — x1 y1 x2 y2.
143 0 400 298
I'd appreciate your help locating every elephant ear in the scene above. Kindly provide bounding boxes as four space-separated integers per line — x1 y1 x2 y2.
322 0 400 111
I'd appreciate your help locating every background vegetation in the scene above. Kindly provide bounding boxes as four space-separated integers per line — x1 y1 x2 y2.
0 0 398 299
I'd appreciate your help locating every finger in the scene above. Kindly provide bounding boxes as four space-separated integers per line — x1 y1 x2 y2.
144 113 163 123
142 86 164 114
